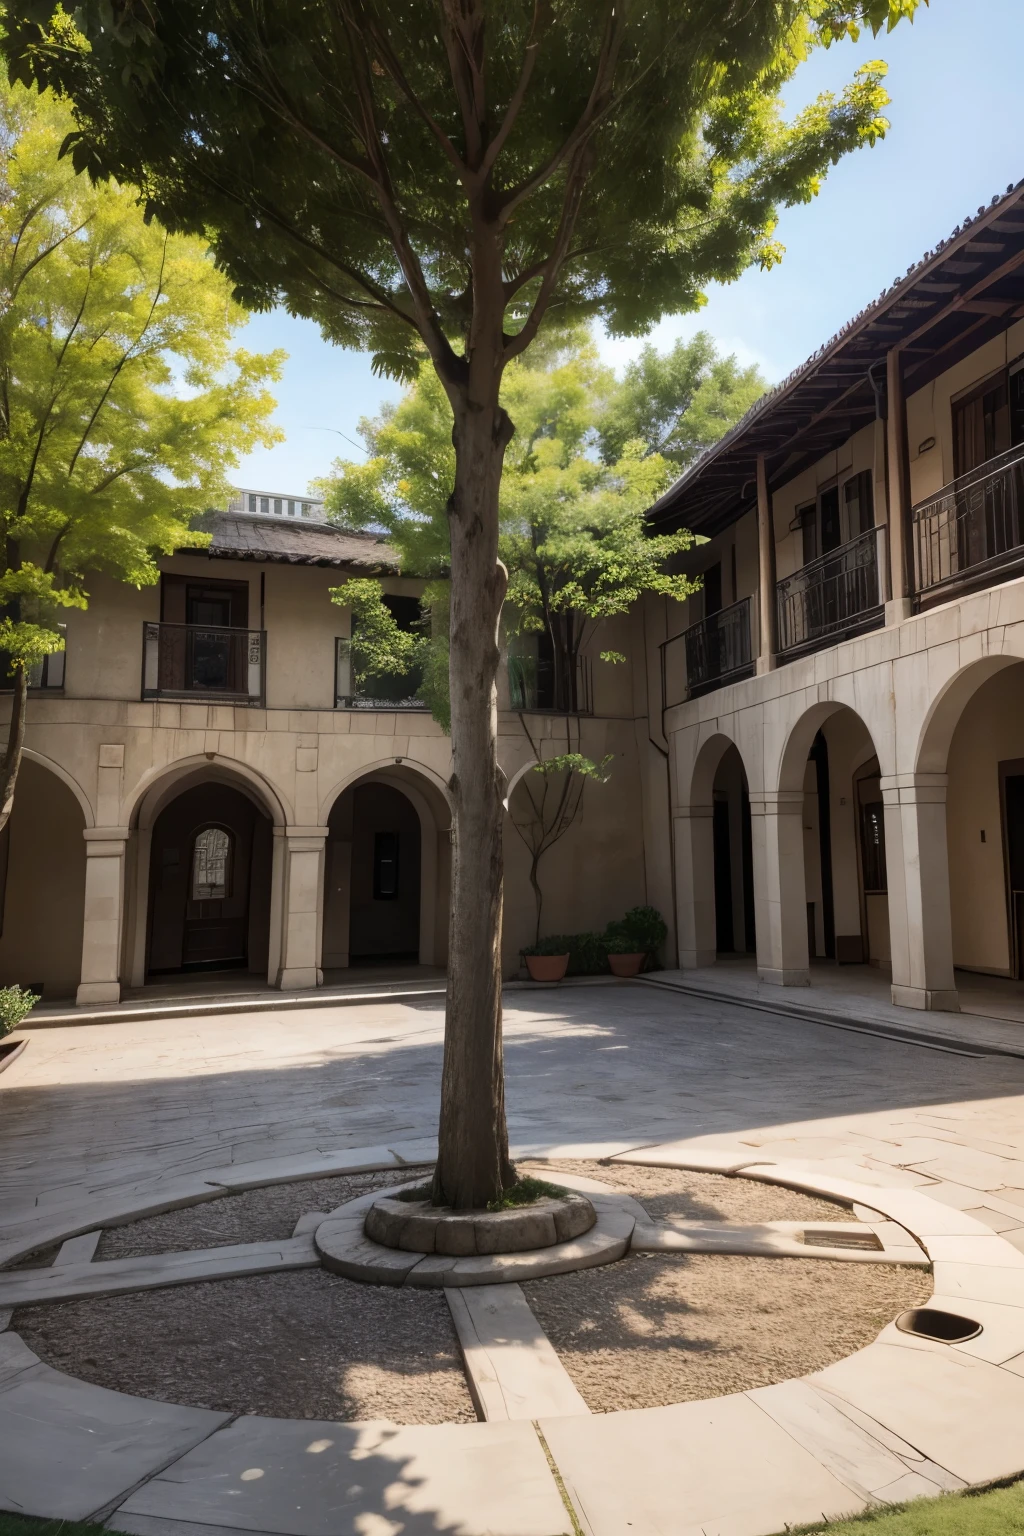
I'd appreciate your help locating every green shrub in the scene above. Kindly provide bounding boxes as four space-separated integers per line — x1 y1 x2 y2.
0 985 37 1040
522 931 609 973
603 905 668 961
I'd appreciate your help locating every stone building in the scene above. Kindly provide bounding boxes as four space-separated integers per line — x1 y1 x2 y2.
8 183 1024 1017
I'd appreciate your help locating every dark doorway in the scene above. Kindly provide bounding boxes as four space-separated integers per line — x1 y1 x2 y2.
147 781 272 975
819 486 842 554
349 782 421 962
1002 767 1024 979
809 731 836 960
713 799 734 953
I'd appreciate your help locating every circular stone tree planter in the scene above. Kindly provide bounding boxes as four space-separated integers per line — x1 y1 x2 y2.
365 1190 596 1256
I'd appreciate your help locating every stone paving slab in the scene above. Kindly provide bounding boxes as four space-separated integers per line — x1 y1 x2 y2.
114 1414 569 1536
631 1218 928 1264
0 1352 229 1521
0 1236 318 1308
539 1394 867 1536
446 1282 590 1421
56 1231 102 1265
745 1379 953 1503
201 1147 400 1191
932 1261 1024 1306
810 1340 1024 1486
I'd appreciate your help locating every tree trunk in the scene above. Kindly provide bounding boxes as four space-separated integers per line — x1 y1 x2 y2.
0 661 27 835
433 395 517 1209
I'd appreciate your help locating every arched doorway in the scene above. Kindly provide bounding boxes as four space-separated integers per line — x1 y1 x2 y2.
322 769 450 975
711 744 755 956
146 781 272 977
782 704 889 971
0 757 86 1000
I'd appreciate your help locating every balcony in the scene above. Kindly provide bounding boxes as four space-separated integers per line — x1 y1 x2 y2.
335 637 428 710
142 622 265 704
776 527 884 660
912 444 1024 602
663 598 754 705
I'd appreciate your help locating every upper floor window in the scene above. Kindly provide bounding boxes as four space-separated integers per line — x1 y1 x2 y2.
795 470 873 565
192 826 232 901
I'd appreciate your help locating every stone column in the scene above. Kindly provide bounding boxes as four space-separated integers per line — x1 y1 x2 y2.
276 827 330 990
885 347 914 624
755 453 776 675
882 774 959 1011
77 829 129 1006
750 790 809 986
673 806 716 968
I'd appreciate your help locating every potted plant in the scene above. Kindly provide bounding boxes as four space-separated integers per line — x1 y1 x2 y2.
0 984 38 1073
522 935 572 983
603 906 668 978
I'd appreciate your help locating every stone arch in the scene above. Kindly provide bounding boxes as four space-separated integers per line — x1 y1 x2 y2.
321 762 451 972
20 747 95 828
914 655 1021 776
125 753 289 831
676 729 755 969
0 755 88 999
123 756 285 989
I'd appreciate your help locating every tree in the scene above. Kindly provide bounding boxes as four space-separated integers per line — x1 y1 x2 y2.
323 328 750 713
5 0 927 1207
0 79 282 831
596 332 766 470
510 746 611 947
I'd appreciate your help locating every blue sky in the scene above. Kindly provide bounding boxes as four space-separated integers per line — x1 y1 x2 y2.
233 0 1024 495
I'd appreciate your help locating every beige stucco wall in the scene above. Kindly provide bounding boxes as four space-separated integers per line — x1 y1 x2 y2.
946 662 1024 975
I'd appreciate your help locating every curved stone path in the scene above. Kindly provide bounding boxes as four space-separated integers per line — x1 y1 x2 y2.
4 985 1024 1533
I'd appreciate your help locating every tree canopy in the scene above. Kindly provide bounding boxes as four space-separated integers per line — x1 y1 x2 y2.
324 327 761 715
0 77 282 826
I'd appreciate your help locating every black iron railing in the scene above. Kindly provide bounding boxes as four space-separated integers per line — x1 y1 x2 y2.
776 527 883 658
335 636 428 710
912 444 1024 597
670 598 754 702
142 622 265 703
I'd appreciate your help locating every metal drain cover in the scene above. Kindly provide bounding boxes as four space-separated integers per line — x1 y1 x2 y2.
801 1228 884 1251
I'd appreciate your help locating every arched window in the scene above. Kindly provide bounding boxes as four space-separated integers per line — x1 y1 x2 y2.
191 825 232 901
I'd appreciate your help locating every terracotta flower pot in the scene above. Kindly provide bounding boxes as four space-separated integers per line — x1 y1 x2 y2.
524 953 570 982
608 952 645 978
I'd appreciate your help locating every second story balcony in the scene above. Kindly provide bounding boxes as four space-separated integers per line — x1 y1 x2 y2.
335 637 428 711
142 622 265 705
912 444 1024 602
663 597 755 705
776 526 884 661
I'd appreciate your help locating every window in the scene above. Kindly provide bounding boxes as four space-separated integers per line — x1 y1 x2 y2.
953 375 1010 478
191 826 232 900
260 496 269 515
844 470 874 536
248 493 258 513
373 831 399 899
302 502 312 517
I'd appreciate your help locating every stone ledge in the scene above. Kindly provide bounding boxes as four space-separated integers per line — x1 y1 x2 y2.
364 1190 595 1255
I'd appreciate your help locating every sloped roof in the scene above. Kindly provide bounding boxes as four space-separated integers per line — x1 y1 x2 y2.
194 511 399 571
649 179 1024 537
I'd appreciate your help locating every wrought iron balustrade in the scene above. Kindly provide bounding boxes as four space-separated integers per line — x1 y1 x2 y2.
776 527 883 658
912 444 1024 598
142 622 265 703
665 597 754 703
335 636 428 710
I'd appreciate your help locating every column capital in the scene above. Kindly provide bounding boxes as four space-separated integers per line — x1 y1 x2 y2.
82 827 130 854
672 804 713 821
879 773 948 805
748 790 803 816
275 825 330 843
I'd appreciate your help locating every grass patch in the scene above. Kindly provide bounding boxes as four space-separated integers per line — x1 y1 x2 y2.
778 1480 1024 1535
487 1175 566 1212
0 1517 126 1536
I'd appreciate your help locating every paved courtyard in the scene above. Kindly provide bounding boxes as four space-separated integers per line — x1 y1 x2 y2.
6 979 1024 1535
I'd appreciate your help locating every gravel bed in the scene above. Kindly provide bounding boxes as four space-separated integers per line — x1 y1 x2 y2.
14 1268 475 1423
96 1167 433 1259
520 1160 932 1412
16 1164 476 1423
